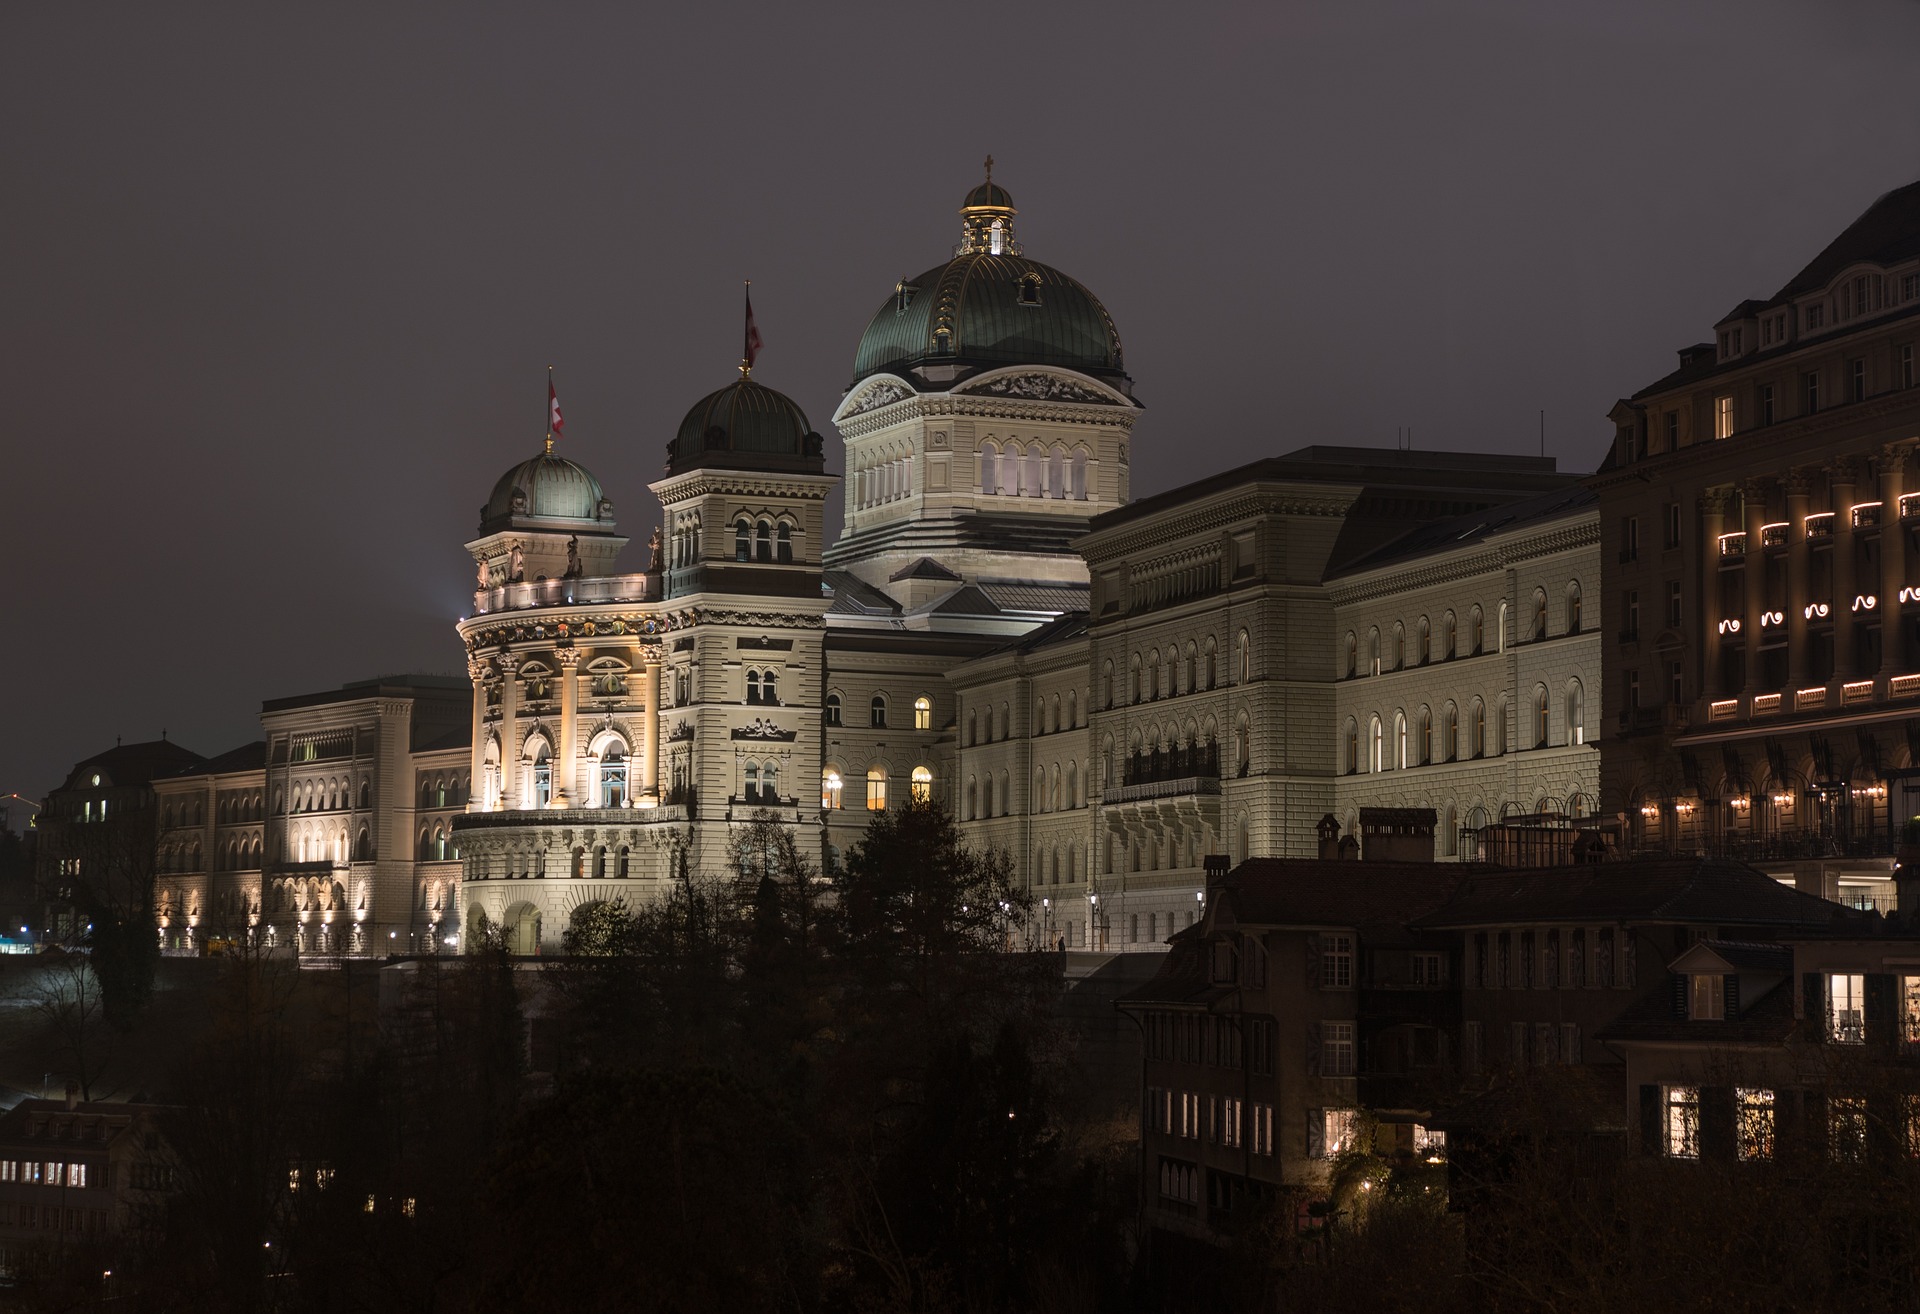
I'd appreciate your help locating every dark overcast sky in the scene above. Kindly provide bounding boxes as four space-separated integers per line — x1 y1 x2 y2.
5 0 1920 808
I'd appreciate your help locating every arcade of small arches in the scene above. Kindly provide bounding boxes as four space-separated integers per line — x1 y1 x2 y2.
966 690 1077 745
1345 680 1587 774
478 723 641 812
964 756 1086 821
273 776 373 817
1342 583 1585 680
977 439 1092 501
1105 634 1237 709
731 514 798 563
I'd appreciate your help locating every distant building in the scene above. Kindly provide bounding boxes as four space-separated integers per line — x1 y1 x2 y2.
0 1098 176 1276
1594 178 1920 911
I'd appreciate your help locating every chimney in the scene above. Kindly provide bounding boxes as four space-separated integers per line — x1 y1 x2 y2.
1316 814 1342 861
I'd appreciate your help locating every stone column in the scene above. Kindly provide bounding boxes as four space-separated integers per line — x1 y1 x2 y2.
1784 471 1813 689
467 657 488 810
1742 479 1770 696
642 656 662 798
497 653 521 809
1878 444 1912 680
556 647 582 805
1832 460 1860 681
1701 490 1729 699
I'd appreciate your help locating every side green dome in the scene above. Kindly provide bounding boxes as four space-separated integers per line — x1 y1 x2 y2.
850 173 1127 391
667 376 824 475
481 450 613 532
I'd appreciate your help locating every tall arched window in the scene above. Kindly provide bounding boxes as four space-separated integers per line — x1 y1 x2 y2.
966 709 977 745
1204 639 1217 689
1343 718 1359 774
1495 695 1510 755
1469 606 1484 655
1443 702 1458 762
1470 700 1486 758
1497 600 1509 653
1532 590 1548 641
1368 628 1381 675
777 522 793 563
734 519 751 562
911 766 932 803
1418 706 1432 765
1237 630 1251 683
528 740 552 808
1048 446 1065 498
1071 449 1089 500
1443 611 1456 659
1394 711 1408 769
1417 616 1430 665
1534 686 1551 748
1343 632 1357 678
822 769 843 810
1368 715 1384 773
1392 622 1406 670
762 670 779 704
870 695 887 728
760 760 779 802
600 743 627 808
914 696 932 730
755 519 773 562
1567 582 1583 633
964 776 977 819
980 441 998 495
1566 679 1586 745
744 761 759 800
826 693 843 726
866 767 888 811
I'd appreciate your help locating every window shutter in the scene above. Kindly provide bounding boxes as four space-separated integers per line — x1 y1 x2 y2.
1699 1086 1734 1161
1305 934 1323 989
1804 972 1824 1024
1672 972 1690 1019
1305 1022 1322 1077
1306 1109 1324 1160
1866 974 1895 1046
1724 974 1741 1019
1639 1085 1660 1156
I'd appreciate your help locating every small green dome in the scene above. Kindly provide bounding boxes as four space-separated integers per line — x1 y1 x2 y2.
668 376 823 475
963 180 1014 209
481 450 612 531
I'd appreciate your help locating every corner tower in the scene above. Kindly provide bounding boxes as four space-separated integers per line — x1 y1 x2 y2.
825 166 1142 625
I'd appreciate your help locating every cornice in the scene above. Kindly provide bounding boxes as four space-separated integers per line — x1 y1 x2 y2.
1081 490 1355 563
649 469 839 502
837 394 1140 441
1327 518 1599 607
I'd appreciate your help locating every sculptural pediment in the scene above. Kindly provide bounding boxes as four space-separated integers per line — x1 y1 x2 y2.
954 369 1124 405
843 378 916 417
731 717 797 742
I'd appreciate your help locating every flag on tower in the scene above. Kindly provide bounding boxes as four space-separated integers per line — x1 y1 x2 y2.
549 373 565 440
744 282 763 374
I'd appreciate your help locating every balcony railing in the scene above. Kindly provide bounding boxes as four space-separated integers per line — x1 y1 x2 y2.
1805 512 1834 540
1854 502 1883 529
1760 522 1788 549
1105 775 1223 805
1123 743 1221 788
453 802 690 830
472 574 656 615
1718 532 1748 557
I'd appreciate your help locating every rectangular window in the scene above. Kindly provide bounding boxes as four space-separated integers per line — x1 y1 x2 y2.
1902 344 1915 390
1804 303 1826 333
1626 670 1640 710
1464 1021 1482 1073
1322 934 1353 989
1560 1022 1581 1064
1625 591 1639 640
1830 973 1866 1043
1759 382 1775 426
1736 1088 1775 1161
1667 581 1683 627
1668 660 1683 706
1690 972 1725 1020
1322 1021 1355 1077
1623 516 1640 561
1664 1085 1700 1158
1251 1103 1274 1156
1803 370 1820 414
67 1164 86 1189
1664 411 1679 449
1412 951 1442 985
1665 502 1682 549
1219 1097 1243 1148
1902 976 1920 1050
1906 274 1920 301
1320 1108 1360 1159
1714 394 1733 439
1850 358 1867 403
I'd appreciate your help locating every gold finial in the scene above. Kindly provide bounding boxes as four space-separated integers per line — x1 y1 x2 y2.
984 154 993 183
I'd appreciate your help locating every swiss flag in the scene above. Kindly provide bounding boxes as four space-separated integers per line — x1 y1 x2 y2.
745 289 764 370
549 378 565 439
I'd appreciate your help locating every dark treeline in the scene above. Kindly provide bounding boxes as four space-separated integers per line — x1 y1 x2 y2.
16 805 1920 1312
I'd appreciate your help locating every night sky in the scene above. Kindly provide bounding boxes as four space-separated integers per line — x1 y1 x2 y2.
5 1 1919 807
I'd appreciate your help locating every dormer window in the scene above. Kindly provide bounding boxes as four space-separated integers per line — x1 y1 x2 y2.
1689 972 1724 1020
1904 273 1920 302
1017 274 1042 307
894 280 918 314
1804 302 1826 333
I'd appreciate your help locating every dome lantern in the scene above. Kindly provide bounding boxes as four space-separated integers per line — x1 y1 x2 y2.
957 155 1020 257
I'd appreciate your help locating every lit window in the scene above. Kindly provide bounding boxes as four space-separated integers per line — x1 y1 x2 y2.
910 766 932 802
1714 394 1733 439
821 770 842 810
1736 1088 1775 1161
913 696 931 731
866 768 888 811
1664 1085 1699 1159
1829 974 1865 1043
870 696 887 728
1318 1108 1360 1159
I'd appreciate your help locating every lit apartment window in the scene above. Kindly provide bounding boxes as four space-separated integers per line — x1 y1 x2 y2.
1737 1088 1775 1161
1321 1022 1355 1077
1902 976 1920 1049
1251 1103 1274 1156
910 766 932 803
821 769 842 810
1690 973 1724 1020
1322 934 1354 988
1829 973 1865 1043
1317 1108 1360 1158
1714 395 1733 439
865 768 888 811
1664 1085 1700 1158
913 696 931 730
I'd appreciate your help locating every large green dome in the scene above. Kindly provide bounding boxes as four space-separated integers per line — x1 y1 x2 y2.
480 449 612 532
850 177 1127 390
667 376 824 475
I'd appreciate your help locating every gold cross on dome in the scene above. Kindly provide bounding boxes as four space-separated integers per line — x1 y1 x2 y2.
984 155 993 182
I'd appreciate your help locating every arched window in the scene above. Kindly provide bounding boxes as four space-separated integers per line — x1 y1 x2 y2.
1102 661 1114 708
528 740 552 808
982 774 994 817
1443 611 1456 659
1343 632 1357 678
1071 449 1089 500
1471 699 1486 758
1532 590 1548 641
825 693 842 727
1497 600 1509 654
746 670 763 704
744 761 760 800
1566 679 1586 745
1129 656 1142 704
1067 690 1077 728
1066 760 1078 808
1367 628 1381 675
1443 702 1458 762
762 670 779 705
911 766 932 803
1394 711 1408 769
870 695 887 728
1203 639 1217 689
866 767 888 811
914 696 932 731
434 827 448 861
777 522 793 563
980 441 998 495
1567 582 1583 633
1237 630 1251 683
1392 622 1405 670
600 743 627 808
1418 706 1432 765
1416 616 1430 664
965 776 977 819
755 519 773 562
821 769 843 810
1469 606 1484 655
1048 446 1065 498
761 760 779 803
1369 715 1384 772
1495 695 1510 755
1534 686 1551 748
1343 718 1359 774
735 519 751 562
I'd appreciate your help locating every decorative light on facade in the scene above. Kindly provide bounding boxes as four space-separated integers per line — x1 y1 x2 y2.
1718 618 1742 634
1640 803 1659 819
1850 782 1889 801
1728 795 1751 812
1902 586 1920 604
1805 602 1831 619
1759 610 1785 627
1771 791 1795 809
1854 594 1878 611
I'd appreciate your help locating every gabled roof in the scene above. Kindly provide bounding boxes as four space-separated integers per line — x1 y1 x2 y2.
57 739 205 792
1595 969 1797 1046
1415 858 1872 931
887 556 963 583
1208 858 1473 937
1669 938 1793 976
821 569 902 617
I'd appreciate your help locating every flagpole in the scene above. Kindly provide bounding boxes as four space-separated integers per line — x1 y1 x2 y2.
545 364 555 455
742 280 752 378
